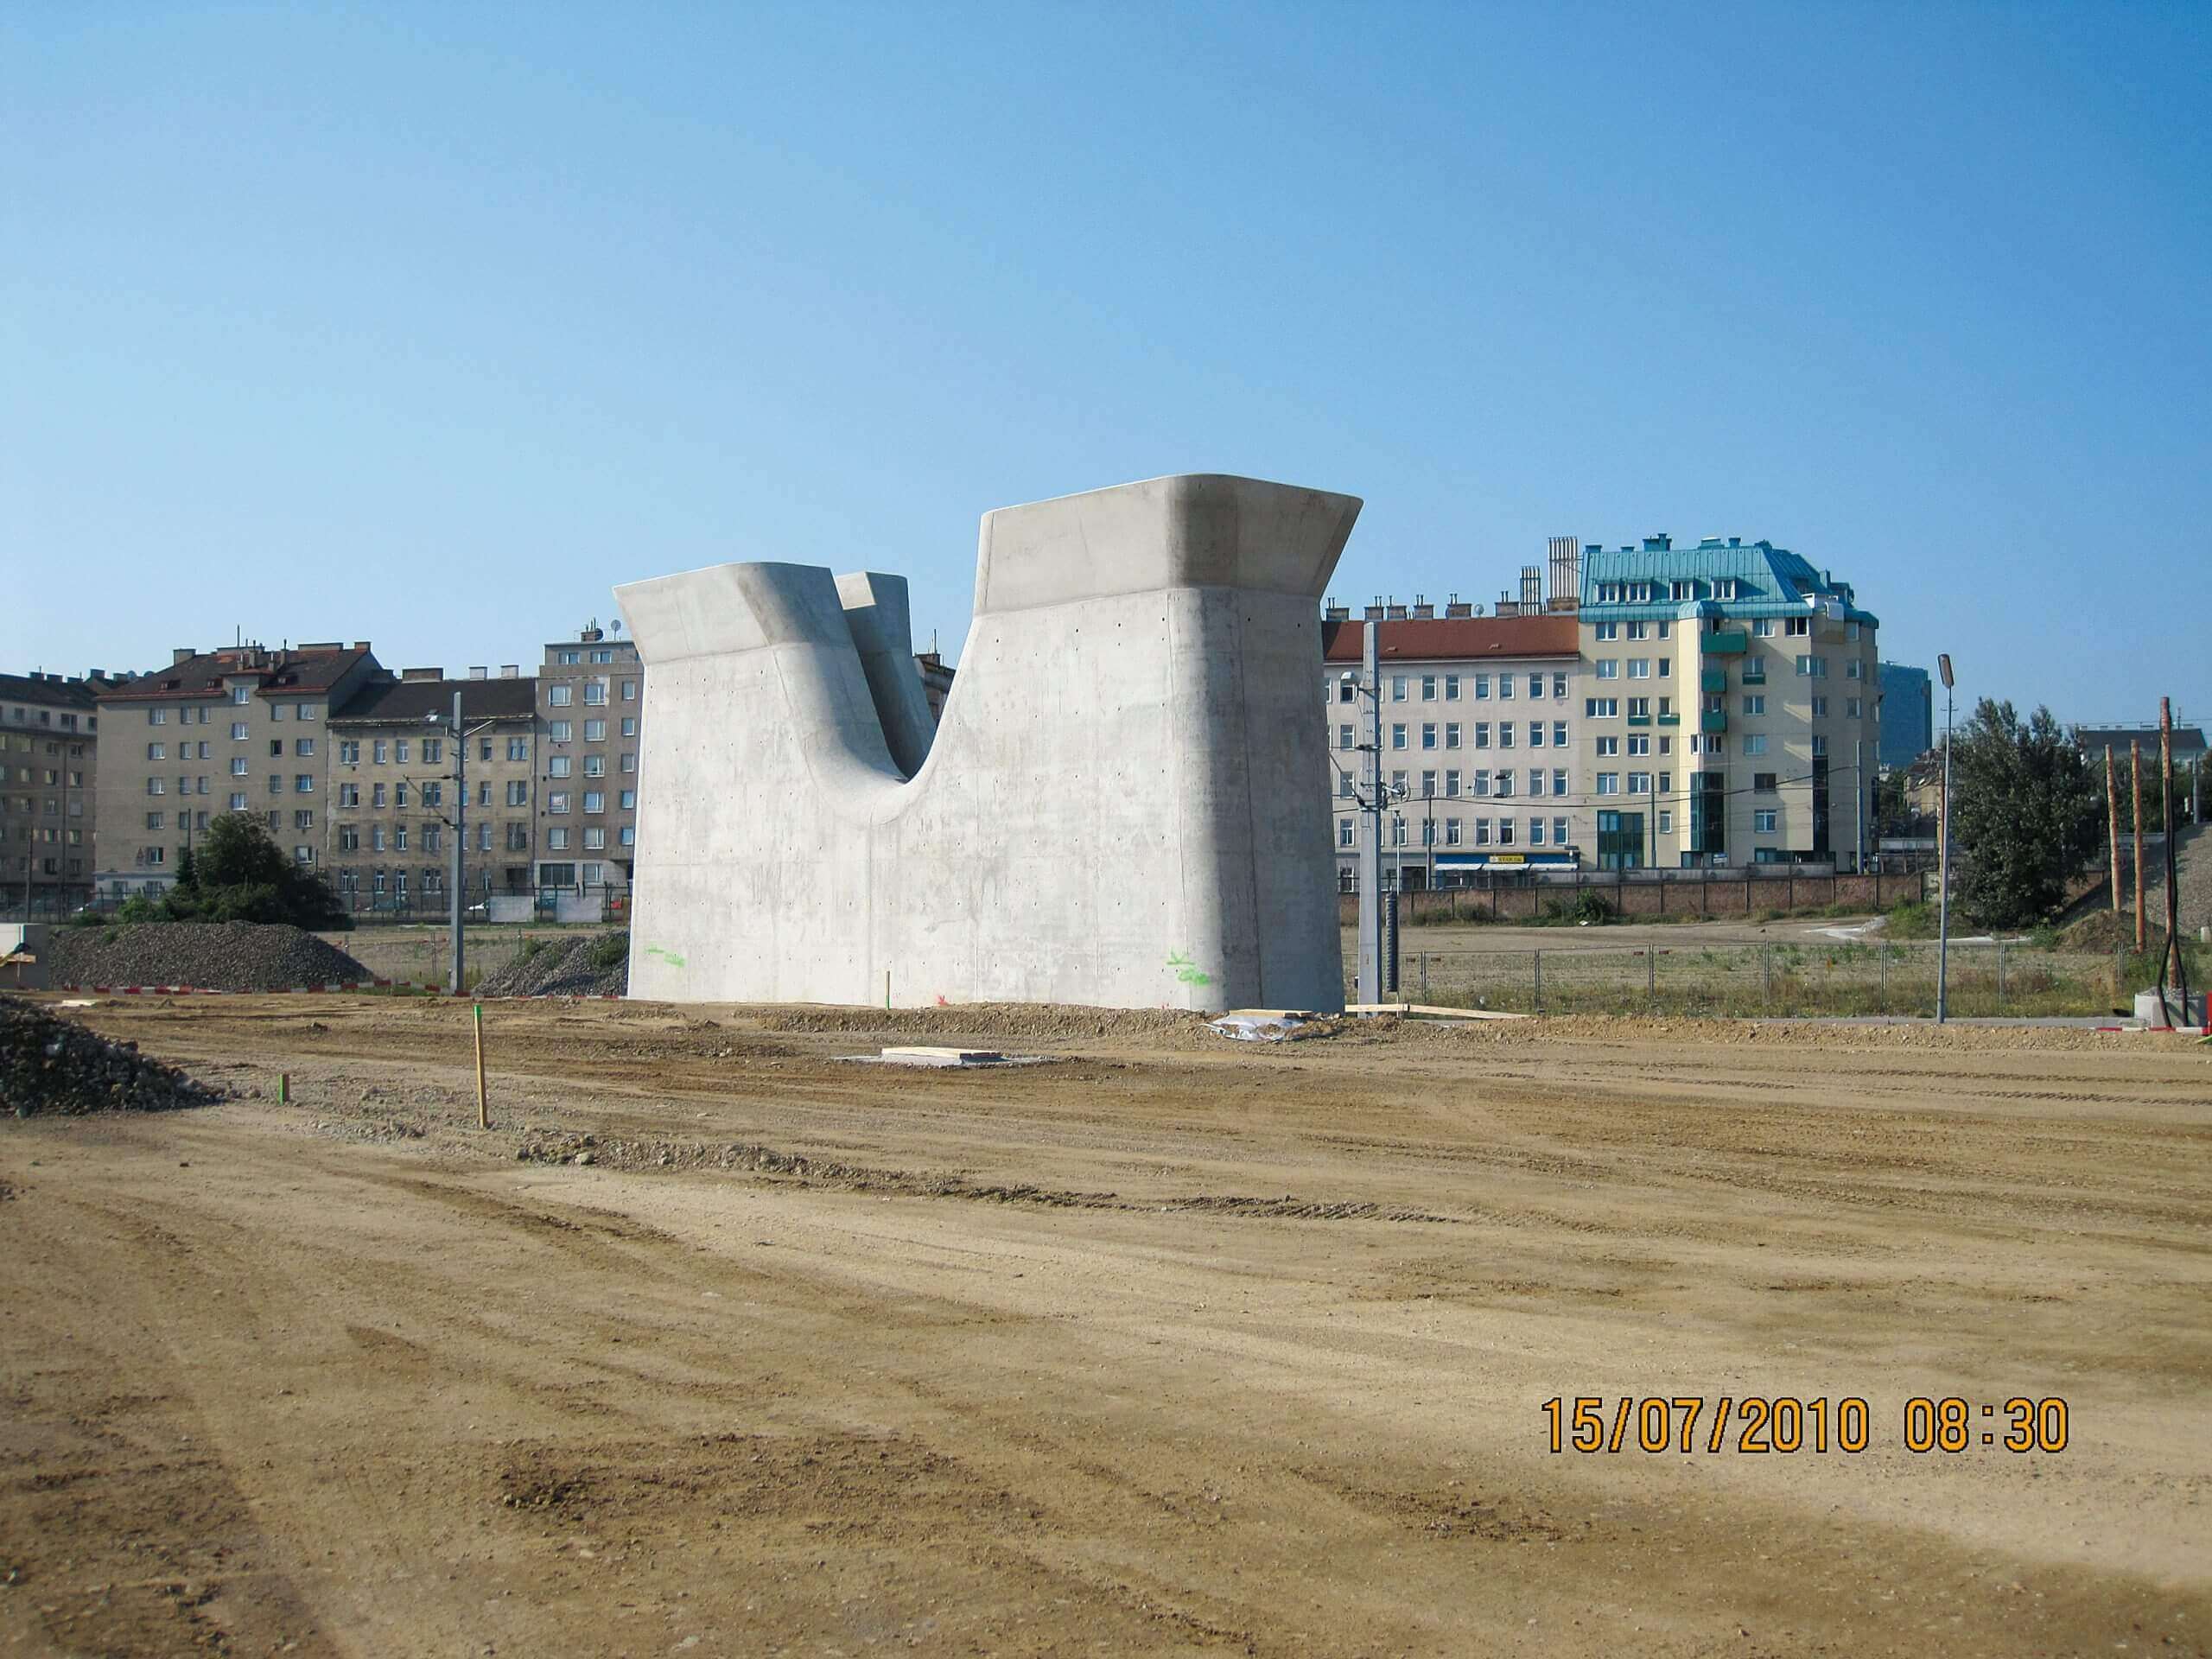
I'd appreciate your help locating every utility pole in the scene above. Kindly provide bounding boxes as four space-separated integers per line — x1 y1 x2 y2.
1356 619 1382 1007
1936 654 1954 1024
449 689 465 995
2160 698 2189 1018
2133 739 2145 954
2105 746 2120 912
1854 739 1865 874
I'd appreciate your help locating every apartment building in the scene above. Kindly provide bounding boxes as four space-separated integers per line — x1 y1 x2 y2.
1576 535 1879 869
1321 604 1585 889
92 643 385 898
2 671 110 911
1878 663 1934 770
325 668 538 913
534 624 644 901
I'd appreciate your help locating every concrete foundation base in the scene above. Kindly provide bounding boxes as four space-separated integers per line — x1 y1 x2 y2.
2134 988 2209 1028
616 474 1358 1013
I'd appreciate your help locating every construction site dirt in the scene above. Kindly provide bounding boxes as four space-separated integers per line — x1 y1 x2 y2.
3 995 2208 1657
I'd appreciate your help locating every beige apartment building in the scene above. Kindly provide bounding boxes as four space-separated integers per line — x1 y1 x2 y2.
534 624 644 905
325 668 538 915
1574 535 1880 869
1321 605 1586 888
2 671 109 912
93 643 385 899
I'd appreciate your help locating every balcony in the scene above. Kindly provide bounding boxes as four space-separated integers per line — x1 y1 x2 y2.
1700 710 1729 734
1626 714 1651 727
1700 667 1729 693
1705 629 1748 655
1656 713 1681 727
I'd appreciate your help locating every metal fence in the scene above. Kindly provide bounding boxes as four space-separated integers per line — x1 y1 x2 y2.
1354 939 2137 1018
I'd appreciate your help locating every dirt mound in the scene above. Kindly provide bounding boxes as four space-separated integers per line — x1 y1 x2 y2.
45 922 373 992
1 995 226 1116
2063 909 2168 954
479 932 628 997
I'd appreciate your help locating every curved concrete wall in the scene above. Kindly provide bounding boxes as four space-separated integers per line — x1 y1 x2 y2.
615 473 1360 1012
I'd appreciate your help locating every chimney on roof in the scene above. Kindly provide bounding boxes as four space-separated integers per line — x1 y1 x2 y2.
1384 600 1408 620
401 668 442 683
172 647 194 665
1363 601 1384 620
1411 599 1433 620
581 620 604 643
1323 602 1350 621
499 664 519 678
1547 537 1580 609
1519 565 1541 612
352 641 369 651
1643 533 1672 552
1445 594 1472 618
468 665 488 680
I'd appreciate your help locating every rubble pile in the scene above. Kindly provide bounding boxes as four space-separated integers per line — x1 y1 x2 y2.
44 923 374 992
478 932 628 998
1 995 226 1117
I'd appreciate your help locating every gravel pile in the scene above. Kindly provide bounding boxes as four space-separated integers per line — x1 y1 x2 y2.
2 995 226 1116
478 932 628 998
45 923 375 991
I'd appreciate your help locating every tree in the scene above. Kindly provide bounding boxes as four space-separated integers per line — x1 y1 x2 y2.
157 813 351 930
1949 700 2101 930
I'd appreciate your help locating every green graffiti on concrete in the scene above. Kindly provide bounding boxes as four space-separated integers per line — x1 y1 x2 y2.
1166 950 1212 987
645 946 687 969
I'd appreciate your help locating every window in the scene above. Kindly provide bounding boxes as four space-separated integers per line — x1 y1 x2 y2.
228 792 247 811
620 718 637 737
1529 818 1546 846
372 783 387 807
1626 620 1648 640
1444 819 1462 846
1497 817 1516 846
1584 698 1619 718
1528 721 1544 748
1421 674 1436 701
297 703 319 721
269 739 283 758
339 824 359 852
1390 676 1408 702
548 791 570 814
583 719 606 741
1754 810 1778 834
1444 769 1460 798
619 789 636 810
1338 723 1353 750
1421 723 1438 751
1596 735 1620 757
582 680 607 706
1847 696 1862 719
1753 618 1777 638
507 736 529 761
1626 734 1649 756
423 824 441 853
1444 674 1460 700
583 791 605 813
1628 772 1651 794
1810 696 1828 718
271 702 286 721
1743 734 1768 755
1593 621 1618 641
1493 770 1514 798
556 649 581 664
620 680 638 702
1554 816 1570 845
1474 674 1490 699
590 648 614 664
549 684 573 707
145 810 165 830
1754 772 1777 792
1497 676 1514 701
1786 616 1810 637
507 780 528 807
618 826 634 847
1628 658 1650 679
1338 772 1353 799
1444 721 1461 749
422 782 442 807
1421 817 1437 847
145 777 165 796
1627 696 1650 719
1671 580 1696 601
1498 722 1515 749
582 754 605 777
1474 817 1492 843
292 773 313 793
1391 770 1408 795
1552 770 1567 796
1525 674 1541 698
339 741 359 764
1389 818 1408 848
1811 735 1827 757
1847 658 1864 680
1657 659 1670 677
1742 659 1766 685
371 825 387 853
230 687 250 705
148 709 168 726
146 741 166 760
1553 721 1567 746
1338 819 1353 848
480 739 493 761
1596 772 1620 795
1595 659 1619 679
296 737 315 756
1742 694 1765 715
1553 672 1568 698
1796 656 1826 677
1658 809 1673 834
549 755 572 778
394 740 410 764
422 738 440 763
231 721 249 741
1528 768 1544 797
1390 724 1407 750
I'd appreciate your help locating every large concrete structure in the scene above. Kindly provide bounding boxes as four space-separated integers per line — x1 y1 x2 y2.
619 474 1359 1012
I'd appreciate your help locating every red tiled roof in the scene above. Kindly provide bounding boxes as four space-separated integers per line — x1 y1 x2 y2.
96 646 374 702
1321 614 1578 664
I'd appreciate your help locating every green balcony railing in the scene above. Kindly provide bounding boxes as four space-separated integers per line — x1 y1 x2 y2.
1700 710 1729 734
1656 713 1681 727
1700 667 1730 694
1626 714 1652 727
1705 629 1749 655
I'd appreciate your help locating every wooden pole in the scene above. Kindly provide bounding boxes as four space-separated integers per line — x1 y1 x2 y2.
472 1001 489 1130
2133 740 2146 953
2161 699 2187 1004
2105 746 2120 912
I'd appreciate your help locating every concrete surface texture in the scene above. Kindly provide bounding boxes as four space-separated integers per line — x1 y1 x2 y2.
616 474 1362 1011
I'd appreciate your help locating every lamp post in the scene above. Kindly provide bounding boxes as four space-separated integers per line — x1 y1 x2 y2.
429 692 502 996
1936 653 1955 1024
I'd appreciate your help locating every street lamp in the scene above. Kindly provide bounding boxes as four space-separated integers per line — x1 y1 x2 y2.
428 690 504 996
1936 653 1955 1024
1340 620 1399 1006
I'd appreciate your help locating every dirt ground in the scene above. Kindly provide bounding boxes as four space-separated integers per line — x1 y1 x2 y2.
3 996 2209 1658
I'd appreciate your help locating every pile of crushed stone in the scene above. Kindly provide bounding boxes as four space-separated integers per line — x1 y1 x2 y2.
44 923 373 992
478 931 628 998
1 995 226 1116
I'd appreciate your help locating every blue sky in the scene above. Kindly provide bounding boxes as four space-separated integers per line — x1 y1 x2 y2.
7 3 2207 725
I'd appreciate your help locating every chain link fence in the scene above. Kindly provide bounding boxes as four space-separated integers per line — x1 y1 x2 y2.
1354 939 2143 1018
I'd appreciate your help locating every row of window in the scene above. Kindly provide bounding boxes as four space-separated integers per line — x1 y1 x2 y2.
1340 720 1575 753
148 698 321 723
1341 815 1576 849
551 647 626 665
147 772 316 794
543 825 633 850
149 736 321 760
1590 619 1673 640
3 705 93 732
1347 767 1573 801
543 791 631 814
1331 671 1571 705
546 753 632 778
1592 580 1747 605
545 718 635 742
1591 658 1673 680
543 677 637 708
1 796 85 815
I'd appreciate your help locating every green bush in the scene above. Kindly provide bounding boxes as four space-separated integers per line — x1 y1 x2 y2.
587 931 629 970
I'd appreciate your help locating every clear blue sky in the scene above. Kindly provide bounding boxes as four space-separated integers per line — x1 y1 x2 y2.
7 3 2207 727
